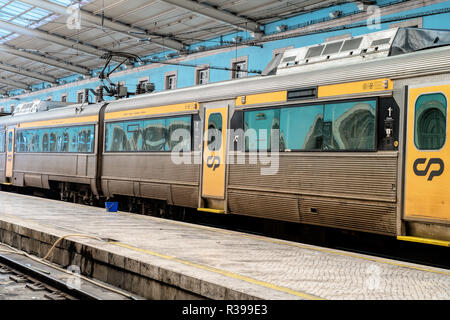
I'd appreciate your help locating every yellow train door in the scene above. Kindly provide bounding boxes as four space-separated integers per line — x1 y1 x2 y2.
5 128 14 180
405 83 450 223
200 106 228 213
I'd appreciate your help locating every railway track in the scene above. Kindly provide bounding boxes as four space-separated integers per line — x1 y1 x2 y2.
0 244 138 300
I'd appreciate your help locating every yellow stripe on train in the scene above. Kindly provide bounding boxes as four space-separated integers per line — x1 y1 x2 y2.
318 78 393 98
18 115 99 129
105 102 199 120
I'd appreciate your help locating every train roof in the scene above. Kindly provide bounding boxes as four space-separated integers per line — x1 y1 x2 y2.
273 27 450 76
105 38 450 115
0 102 104 128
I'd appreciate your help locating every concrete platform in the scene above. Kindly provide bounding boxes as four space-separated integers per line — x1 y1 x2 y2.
0 191 449 300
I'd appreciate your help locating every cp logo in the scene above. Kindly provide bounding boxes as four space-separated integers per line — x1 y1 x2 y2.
207 156 221 171
413 158 444 181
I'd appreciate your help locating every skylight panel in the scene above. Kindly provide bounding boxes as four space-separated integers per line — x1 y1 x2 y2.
21 7 52 21
48 0 74 7
2 1 33 17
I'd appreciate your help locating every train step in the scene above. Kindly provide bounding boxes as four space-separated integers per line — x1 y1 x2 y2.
197 208 225 214
397 236 450 247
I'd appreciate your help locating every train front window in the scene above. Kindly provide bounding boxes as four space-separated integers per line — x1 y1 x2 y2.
414 93 447 150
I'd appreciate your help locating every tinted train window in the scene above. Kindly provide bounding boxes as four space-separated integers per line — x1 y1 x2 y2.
105 115 191 152
8 131 12 152
323 100 376 151
280 105 323 151
244 109 280 151
414 93 447 150
244 99 377 152
207 113 223 151
0 131 4 153
142 119 166 151
15 125 95 153
166 117 191 152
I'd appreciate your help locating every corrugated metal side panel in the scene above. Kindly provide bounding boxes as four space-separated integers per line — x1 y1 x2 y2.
140 182 171 201
227 153 398 202
13 153 97 177
102 154 200 183
171 185 199 208
227 191 300 223
300 197 397 235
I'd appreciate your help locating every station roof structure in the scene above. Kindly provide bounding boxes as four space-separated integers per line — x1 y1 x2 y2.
0 0 351 94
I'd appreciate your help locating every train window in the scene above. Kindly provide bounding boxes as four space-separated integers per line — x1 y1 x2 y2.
42 134 49 152
125 122 142 152
8 131 12 152
280 105 323 151
49 133 57 152
323 100 376 151
414 93 447 150
106 122 128 152
15 125 95 154
244 109 280 151
61 132 69 152
207 113 223 151
105 115 192 153
244 99 376 152
142 119 166 151
0 131 4 153
166 117 191 152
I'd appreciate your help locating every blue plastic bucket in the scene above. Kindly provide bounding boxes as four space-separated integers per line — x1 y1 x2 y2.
105 202 118 213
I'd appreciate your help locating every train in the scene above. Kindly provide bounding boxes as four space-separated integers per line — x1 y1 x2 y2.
1 27 450 245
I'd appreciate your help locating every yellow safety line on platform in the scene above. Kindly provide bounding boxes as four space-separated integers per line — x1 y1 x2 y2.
110 241 324 300
111 211 450 277
113 212 450 277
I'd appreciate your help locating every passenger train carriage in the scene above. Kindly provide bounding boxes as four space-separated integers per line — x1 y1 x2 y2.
1 27 450 245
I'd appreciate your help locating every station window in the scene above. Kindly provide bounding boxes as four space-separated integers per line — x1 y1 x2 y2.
77 91 84 104
165 74 177 90
15 125 95 153
244 99 377 152
61 94 68 102
105 115 191 153
414 93 447 150
196 68 209 85
0 131 5 153
232 61 247 79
